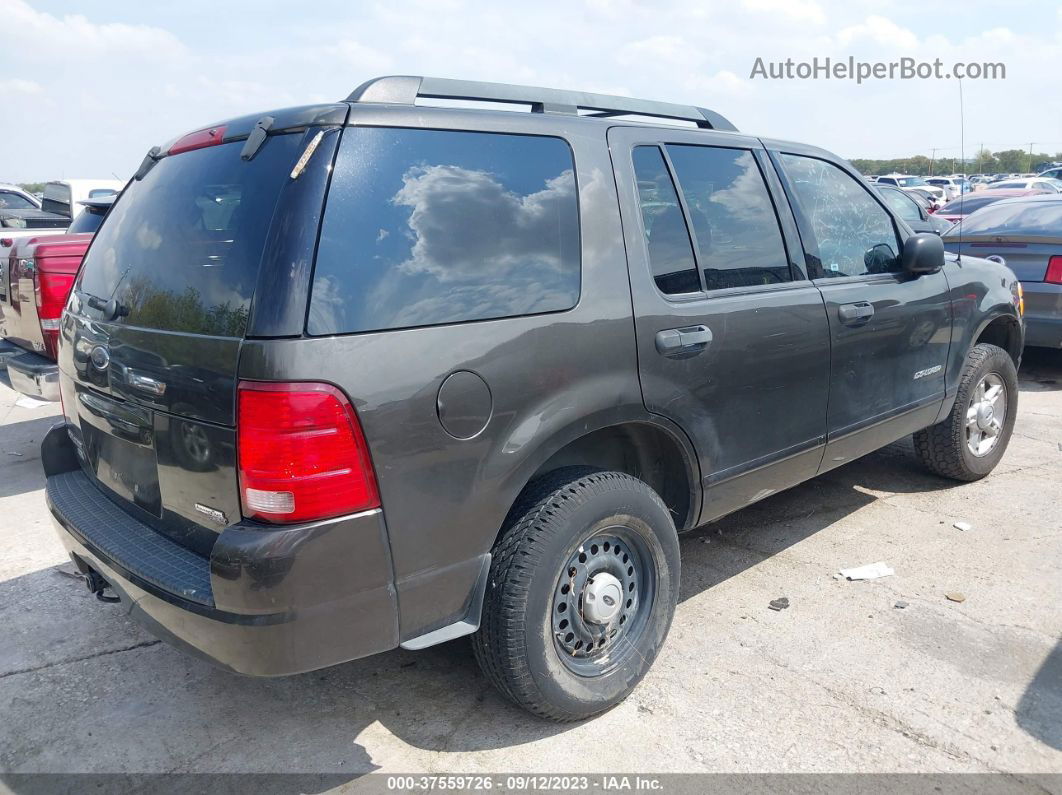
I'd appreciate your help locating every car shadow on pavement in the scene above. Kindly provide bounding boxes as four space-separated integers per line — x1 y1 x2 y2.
0 563 580 782
1019 347 1062 392
1017 640 1062 751
675 438 961 603
0 441 964 781
0 415 61 500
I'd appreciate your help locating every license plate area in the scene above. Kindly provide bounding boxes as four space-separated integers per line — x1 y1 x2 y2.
75 386 161 516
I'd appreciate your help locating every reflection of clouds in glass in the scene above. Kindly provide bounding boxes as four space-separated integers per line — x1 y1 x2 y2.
392 165 576 281
708 157 768 221
136 222 163 251
308 129 582 335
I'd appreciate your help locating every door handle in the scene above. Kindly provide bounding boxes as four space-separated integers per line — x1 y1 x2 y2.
655 325 713 357
838 301 875 325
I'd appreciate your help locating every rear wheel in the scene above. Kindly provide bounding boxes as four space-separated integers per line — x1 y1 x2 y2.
472 468 680 721
914 343 1018 481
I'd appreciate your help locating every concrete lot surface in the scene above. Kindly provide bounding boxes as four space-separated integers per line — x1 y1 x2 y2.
0 352 1060 779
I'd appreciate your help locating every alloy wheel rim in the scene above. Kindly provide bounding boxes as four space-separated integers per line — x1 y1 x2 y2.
551 527 655 677
966 373 1007 457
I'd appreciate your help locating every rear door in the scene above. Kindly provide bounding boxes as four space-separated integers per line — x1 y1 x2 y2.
60 126 339 554
770 149 952 469
608 126 831 523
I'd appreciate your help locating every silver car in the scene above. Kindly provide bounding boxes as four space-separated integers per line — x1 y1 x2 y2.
943 193 1062 348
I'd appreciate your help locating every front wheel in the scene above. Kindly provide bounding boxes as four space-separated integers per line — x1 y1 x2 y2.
914 342 1018 481
472 468 680 721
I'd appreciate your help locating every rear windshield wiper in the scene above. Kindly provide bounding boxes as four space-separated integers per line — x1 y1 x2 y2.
80 290 128 321
240 116 274 161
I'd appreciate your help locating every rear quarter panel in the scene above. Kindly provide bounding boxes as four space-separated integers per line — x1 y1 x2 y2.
238 108 648 641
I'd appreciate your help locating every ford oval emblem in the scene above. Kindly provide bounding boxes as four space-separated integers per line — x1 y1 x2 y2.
89 345 110 370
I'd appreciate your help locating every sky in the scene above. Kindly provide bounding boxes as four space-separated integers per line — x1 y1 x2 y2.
1 0 1060 183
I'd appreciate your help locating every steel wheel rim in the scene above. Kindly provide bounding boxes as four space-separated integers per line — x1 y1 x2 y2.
550 526 656 677
966 372 1007 457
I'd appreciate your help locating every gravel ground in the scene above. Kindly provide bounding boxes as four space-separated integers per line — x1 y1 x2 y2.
0 351 1059 780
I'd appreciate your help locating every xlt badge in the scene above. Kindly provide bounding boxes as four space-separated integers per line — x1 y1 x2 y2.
194 503 228 525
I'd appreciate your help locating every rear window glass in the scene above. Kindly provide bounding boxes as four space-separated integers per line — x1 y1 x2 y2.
938 195 1001 215
943 199 1062 237
0 191 37 210
68 207 108 235
77 133 305 337
308 128 580 335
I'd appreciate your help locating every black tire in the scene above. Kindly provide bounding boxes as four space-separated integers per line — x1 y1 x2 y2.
913 343 1018 481
472 467 680 721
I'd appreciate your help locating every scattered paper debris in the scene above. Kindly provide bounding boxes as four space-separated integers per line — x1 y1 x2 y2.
839 562 895 581
953 521 973 532
894 600 909 609
768 597 790 611
945 592 966 603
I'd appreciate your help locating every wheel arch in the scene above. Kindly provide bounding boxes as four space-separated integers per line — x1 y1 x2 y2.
503 416 701 538
973 312 1023 366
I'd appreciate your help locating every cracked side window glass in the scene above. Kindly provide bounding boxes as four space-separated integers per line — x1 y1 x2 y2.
781 154 901 277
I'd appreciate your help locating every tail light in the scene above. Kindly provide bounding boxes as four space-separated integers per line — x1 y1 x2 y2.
1046 256 1062 285
33 266 74 359
237 381 380 523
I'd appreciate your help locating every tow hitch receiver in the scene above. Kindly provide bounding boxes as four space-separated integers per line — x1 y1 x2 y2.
84 569 121 603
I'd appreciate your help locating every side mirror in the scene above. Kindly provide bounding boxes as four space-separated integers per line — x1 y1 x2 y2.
900 232 944 275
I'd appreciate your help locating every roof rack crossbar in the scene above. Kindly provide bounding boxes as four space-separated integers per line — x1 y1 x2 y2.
344 75 738 132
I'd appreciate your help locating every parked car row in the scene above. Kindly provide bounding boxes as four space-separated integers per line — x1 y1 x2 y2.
0 182 120 399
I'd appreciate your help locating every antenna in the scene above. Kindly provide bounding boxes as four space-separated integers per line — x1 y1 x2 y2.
956 78 965 264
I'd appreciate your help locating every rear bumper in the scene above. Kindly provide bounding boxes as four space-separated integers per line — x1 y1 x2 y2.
1022 281 1062 349
7 351 59 400
43 425 400 676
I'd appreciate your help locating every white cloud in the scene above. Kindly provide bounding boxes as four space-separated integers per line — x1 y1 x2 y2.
618 35 705 67
0 78 42 94
1 1 1060 183
741 0 826 25
837 15 919 49
1 0 185 60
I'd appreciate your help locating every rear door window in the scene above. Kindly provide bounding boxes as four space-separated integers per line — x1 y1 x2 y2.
308 128 580 335
665 144 791 289
631 146 700 295
76 133 306 337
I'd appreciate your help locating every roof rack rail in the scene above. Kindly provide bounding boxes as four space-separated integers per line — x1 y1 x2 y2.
344 75 738 132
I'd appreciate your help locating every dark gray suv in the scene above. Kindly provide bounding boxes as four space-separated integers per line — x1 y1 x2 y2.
42 76 1024 721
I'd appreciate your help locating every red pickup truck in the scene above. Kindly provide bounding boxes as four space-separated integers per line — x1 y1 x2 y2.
0 197 113 399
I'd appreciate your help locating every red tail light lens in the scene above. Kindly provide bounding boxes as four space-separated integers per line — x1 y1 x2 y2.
1046 256 1062 285
168 125 227 156
35 270 74 359
237 381 380 523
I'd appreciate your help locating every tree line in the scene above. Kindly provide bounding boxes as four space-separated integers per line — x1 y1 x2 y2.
850 148 1062 177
